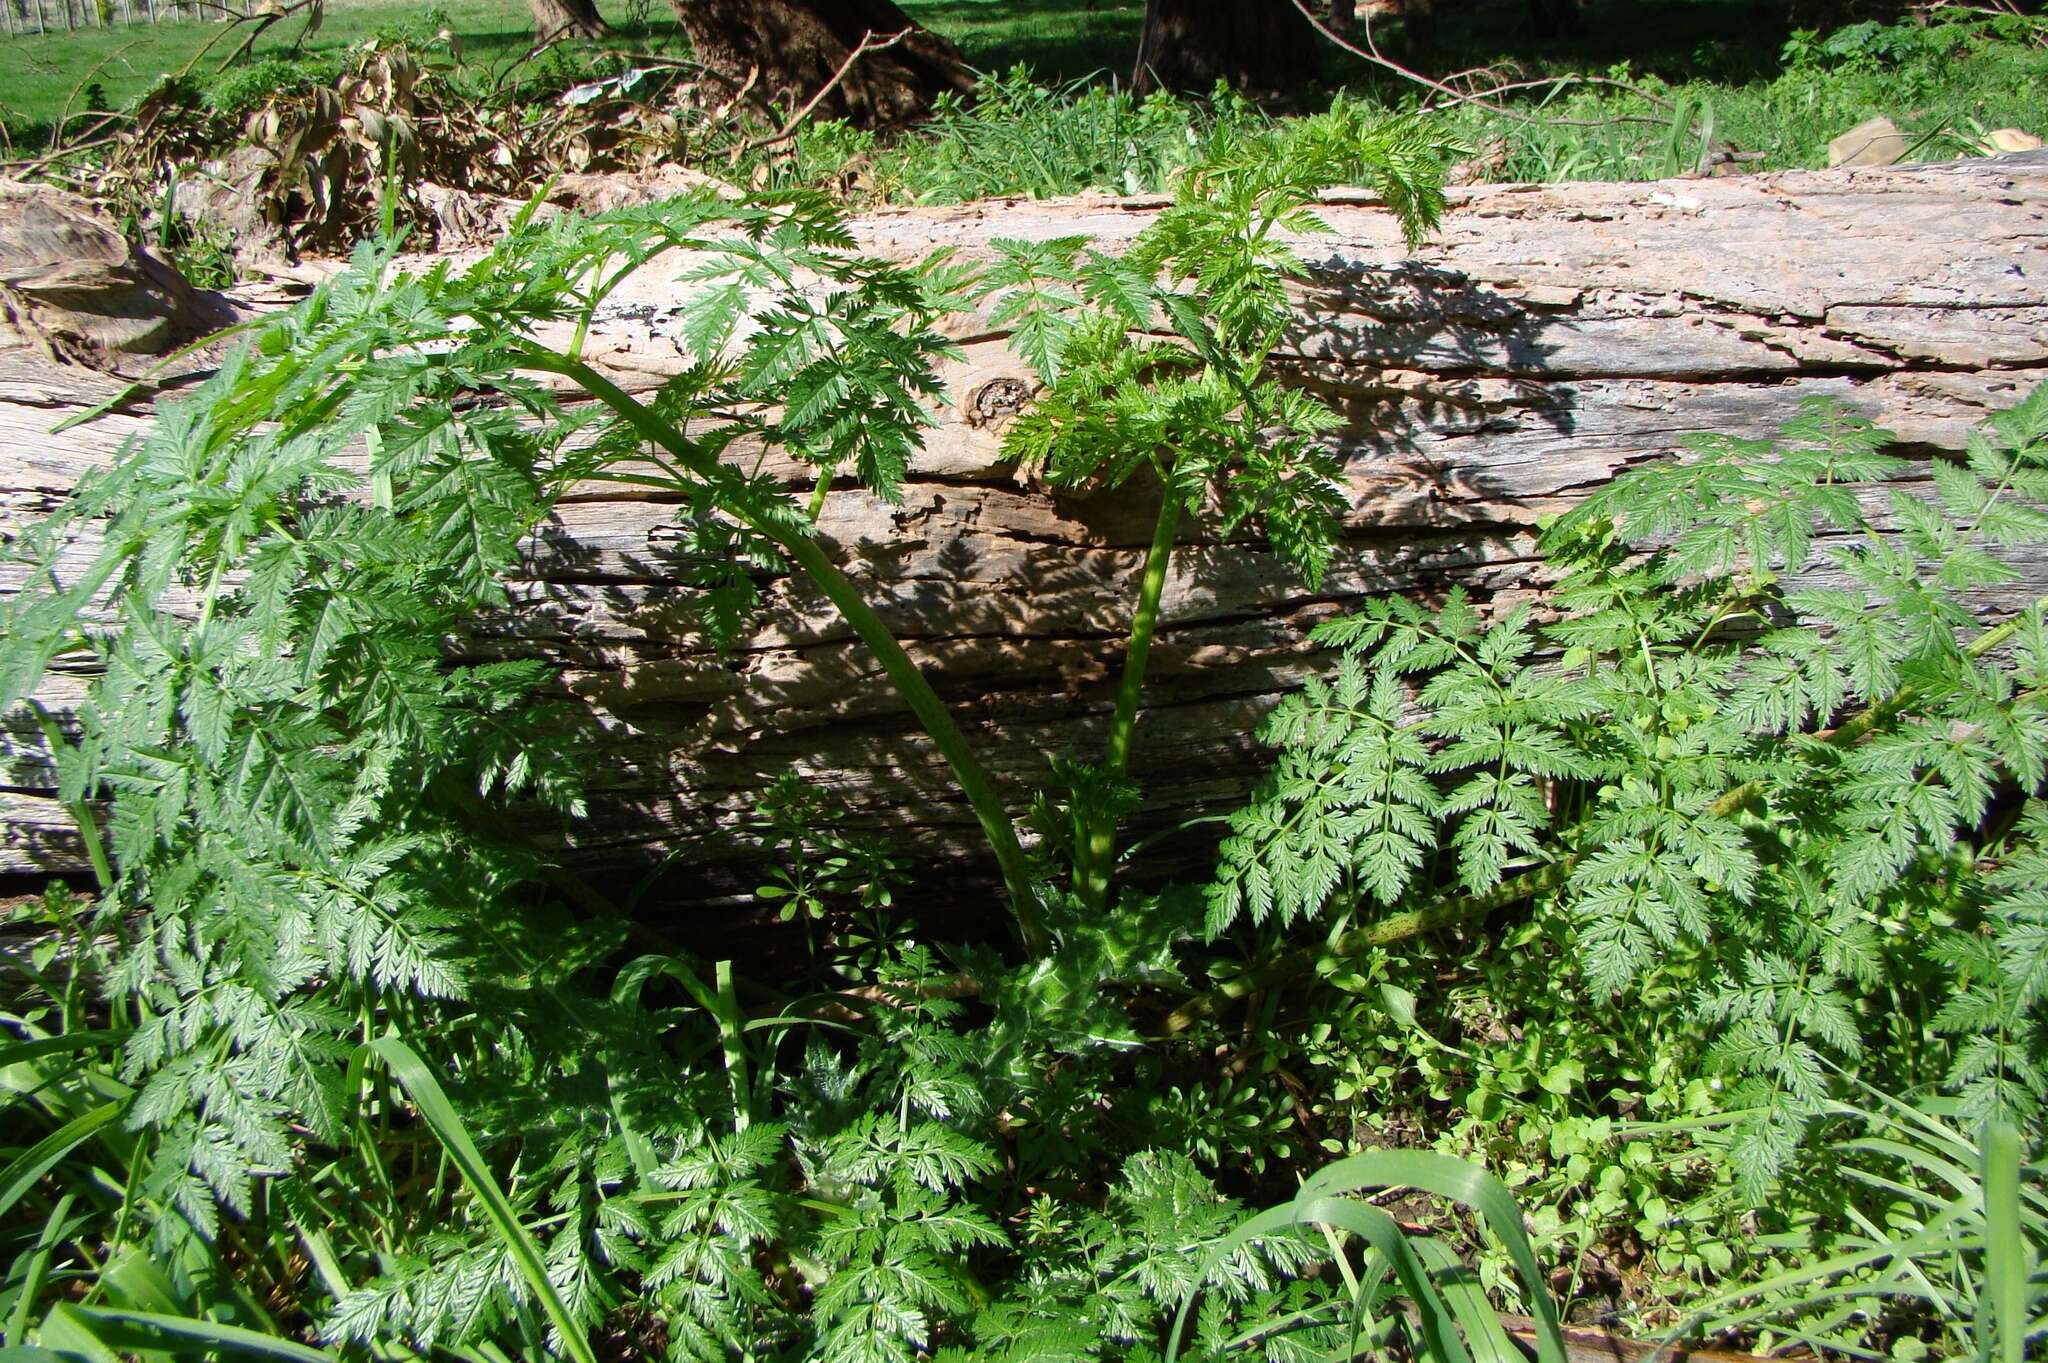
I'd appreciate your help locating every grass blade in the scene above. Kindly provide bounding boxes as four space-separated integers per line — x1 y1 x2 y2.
3 1193 76 1349
1981 1122 2026 1363
29 1304 120 1363
1415 1237 1524 1363
0 1102 123 1223
0 1032 127 1075
1299 1150 1570 1363
361 1038 599 1363
53 1309 336 1363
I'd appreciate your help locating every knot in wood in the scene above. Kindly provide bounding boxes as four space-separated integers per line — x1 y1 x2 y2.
967 376 1032 428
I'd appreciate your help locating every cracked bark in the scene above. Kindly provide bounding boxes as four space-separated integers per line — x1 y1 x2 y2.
5 156 2048 916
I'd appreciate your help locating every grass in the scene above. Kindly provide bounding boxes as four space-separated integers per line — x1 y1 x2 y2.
1425 2 2048 181
4 0 2045 192
904 0 1146 83
0 0 1131 144
0 0 689 147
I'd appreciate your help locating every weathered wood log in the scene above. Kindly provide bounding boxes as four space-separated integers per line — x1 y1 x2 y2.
5 155 2048 911
0 181 241 371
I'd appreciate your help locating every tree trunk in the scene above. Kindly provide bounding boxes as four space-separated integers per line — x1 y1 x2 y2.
666 0 974 130
529 0 605 44
1132 0 1323 95
0 183 239 370
6 156 2048 906
1525 0 1584 38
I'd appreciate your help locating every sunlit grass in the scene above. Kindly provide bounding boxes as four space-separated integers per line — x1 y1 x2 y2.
0 0 687 144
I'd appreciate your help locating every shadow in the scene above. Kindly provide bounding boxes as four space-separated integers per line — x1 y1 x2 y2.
452 240 1604 931
900 0 1804 108
1281 256 1575 526
0 222 1616 952
904 0 1147 83
1419 0 1799 89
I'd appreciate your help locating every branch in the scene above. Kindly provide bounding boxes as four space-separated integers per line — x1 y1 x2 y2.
1287 0 1678 130
728 27 911 162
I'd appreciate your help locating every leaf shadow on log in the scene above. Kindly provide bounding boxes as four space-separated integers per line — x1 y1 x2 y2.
476 260 1591 926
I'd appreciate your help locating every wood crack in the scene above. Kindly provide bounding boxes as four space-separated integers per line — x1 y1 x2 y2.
5 157 2048 907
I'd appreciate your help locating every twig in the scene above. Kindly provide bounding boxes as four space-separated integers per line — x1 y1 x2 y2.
170 0 267 82
1451 69 1679 116
47 43 139 156
1288 0 1679 130
490 27 575 95
727 26 910 163
2 131 122 174
214 0 322 74
706 62 761 128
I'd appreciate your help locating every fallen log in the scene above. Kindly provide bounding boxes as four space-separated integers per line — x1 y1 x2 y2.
0 181 241 371
5 155 2048 912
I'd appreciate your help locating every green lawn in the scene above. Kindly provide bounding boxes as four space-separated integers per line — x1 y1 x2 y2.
0 0 1142 144
905 0 1144 81
0 0 689 143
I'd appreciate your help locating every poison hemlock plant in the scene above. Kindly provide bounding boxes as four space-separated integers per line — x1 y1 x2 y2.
0 109 1571 1363
1674 1090 2046 1362
984 101 1460 914
7 80 2043 1363
1208 387 2048 1191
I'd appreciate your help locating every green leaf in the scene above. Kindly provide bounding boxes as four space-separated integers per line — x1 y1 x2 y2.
360 1038 601 1363
0 1102 124 1224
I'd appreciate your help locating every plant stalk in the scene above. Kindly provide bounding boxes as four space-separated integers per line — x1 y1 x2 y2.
514 343 1048 955
1076 483 1183 913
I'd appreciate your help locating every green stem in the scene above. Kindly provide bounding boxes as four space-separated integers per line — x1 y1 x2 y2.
25 701 114 895
779 529 1047 953
1160 860 1577 1034
805 466 832 523
514 343 1047 955
1077 483 1183 913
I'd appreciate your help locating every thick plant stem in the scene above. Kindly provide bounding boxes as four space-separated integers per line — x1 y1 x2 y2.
778 530 1048 953
1076 486 1183 913
516 345 1049 956
1159 861 1576 1034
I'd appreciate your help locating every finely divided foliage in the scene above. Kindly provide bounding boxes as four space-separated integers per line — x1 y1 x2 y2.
1 189 965 1231
1211 388 2048 1186
1 103 2043 1363
991 105 1455 591
0 112 1552 1363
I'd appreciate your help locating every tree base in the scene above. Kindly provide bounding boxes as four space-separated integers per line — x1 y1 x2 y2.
1132 0 1323 96
669 0 974 129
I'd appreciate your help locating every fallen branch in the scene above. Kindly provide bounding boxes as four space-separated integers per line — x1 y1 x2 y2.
728 27 910 162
